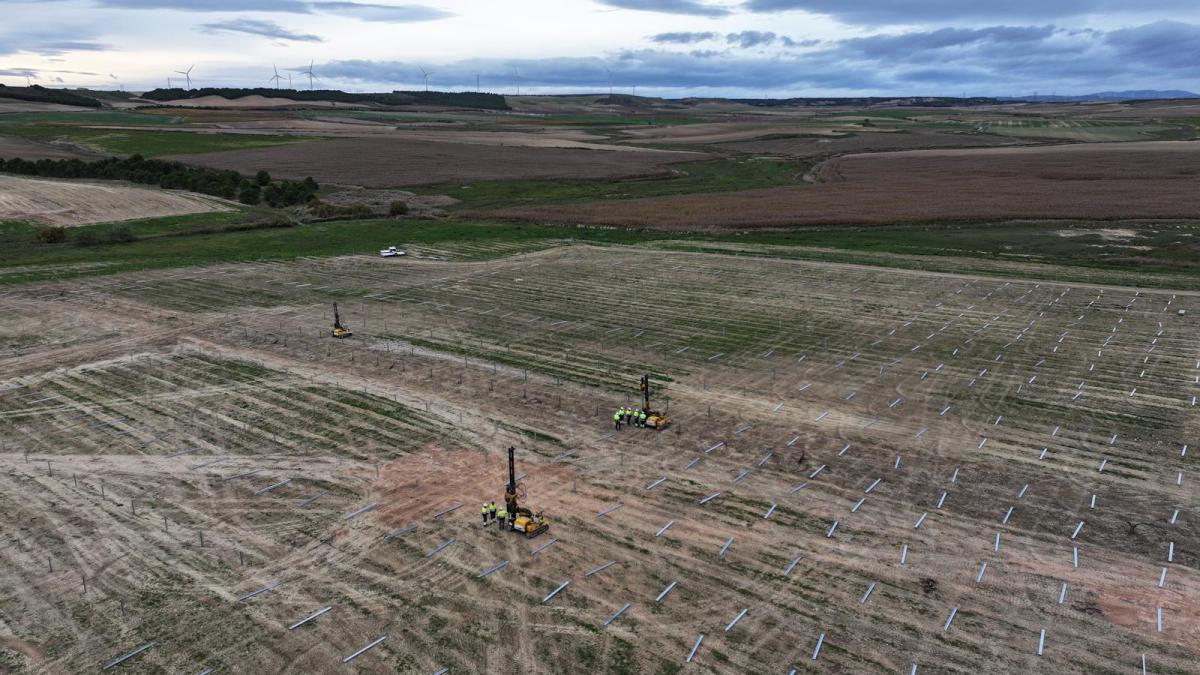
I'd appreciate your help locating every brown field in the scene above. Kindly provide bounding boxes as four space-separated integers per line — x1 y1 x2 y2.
0 136 99 161
487 141 1200 229
1 246 1197 673
0 174 231 226
722 128 1021 158
617 122 851 144
165 137 706 187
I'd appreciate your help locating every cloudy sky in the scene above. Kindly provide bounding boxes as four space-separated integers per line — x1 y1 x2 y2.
1 0 1198 97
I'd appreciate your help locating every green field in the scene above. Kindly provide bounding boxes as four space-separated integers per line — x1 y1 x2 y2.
967 118 1171 142
0 126 313 156
411 157 813 209
4 212 1199 288
0 110 182 126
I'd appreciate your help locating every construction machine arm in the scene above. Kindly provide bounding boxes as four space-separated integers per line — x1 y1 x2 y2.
504 446 518 515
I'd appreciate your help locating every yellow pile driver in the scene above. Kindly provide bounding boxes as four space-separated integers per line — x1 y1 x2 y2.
503 446 549 538
639 373 670 429
331 303 352 338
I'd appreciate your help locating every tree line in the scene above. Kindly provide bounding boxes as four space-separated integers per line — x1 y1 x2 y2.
0 84 103 108
0 155 318 207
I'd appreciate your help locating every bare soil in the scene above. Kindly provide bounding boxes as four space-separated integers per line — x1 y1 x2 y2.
318 187 458 218
0 136 100 161
721 127 1020 158
165 137 706 187
0 174 231 226
1 246 1196 673
487 141 1200 229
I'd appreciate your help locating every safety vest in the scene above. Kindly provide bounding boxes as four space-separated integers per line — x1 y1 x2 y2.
614 412 621 420
640 411 647 420
497 509 507 518
489 504 496 513
482 505 488 514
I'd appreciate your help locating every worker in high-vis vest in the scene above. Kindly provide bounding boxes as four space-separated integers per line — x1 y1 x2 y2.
613 410 622 430
481 502 489 526
639 409 648 427
496 507 507 530
489 501 497 524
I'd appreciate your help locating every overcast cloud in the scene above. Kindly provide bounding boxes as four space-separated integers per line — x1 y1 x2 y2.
200 18 323 42
0 0 1197 96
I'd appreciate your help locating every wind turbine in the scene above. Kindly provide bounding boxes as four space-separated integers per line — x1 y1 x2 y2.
418 65 432 92
167 76 173 88
301 60 317 90
175 64 194 89
269 64 284 89
287 73 292 89
515 68 520 96
606 68 614 96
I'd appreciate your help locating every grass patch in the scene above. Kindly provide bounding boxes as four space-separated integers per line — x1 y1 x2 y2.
411 157 813 209
0 126 312 156
4 216 1199 288
0 110 182 126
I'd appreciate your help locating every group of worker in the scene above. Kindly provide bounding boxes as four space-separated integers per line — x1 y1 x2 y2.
612 406 649 429
481 501 509 529
481 501 540 531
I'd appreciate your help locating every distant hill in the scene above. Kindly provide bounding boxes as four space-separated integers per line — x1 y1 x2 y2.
726 96 1004 108
139 87 510 110
0 84 102 108
1001 90 1199 102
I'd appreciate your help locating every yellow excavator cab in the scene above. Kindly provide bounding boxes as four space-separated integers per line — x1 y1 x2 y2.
646 414 670 429
513 511 549 538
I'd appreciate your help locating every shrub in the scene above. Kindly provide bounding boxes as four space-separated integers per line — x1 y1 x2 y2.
238 184 261 205
308 200 374 219
107 223 137 243
33 225 67 244
74 229 103 246
255 170 271 186
389 200 409 216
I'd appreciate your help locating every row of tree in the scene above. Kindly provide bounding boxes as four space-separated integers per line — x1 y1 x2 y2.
0 155 318 206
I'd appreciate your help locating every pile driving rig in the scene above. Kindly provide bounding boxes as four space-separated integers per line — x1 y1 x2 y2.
503 446 549 538
638 373 670 429
331 303 352 338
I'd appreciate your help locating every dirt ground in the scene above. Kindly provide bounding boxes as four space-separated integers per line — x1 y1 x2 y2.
0 136 99 161
487 141 1200 228
721 127 1020 158
0 174 231 226
318 187 458 218
0 245 1196 673
165 137 705 187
